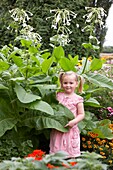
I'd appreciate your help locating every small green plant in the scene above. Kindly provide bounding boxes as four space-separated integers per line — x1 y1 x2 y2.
75 151 108 170
0 150 108 170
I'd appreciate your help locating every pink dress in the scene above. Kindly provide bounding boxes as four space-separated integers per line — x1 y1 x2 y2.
49 92 84 158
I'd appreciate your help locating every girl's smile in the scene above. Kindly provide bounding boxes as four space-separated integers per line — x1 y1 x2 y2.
61 75 78 95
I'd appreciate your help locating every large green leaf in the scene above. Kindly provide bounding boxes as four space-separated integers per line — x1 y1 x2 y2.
20 39 32 47
84 97 100 107
84 73 113 90
68 54 78 65
59 57 76 71
27 100 54 115
0 99 18 137
0 60 9 72
41 56 54 73
53 104 74 120
92 127 113 139
0 84 8 90
52 46 65 61
21 115 68 132
92 119 113 139
11 55 24 67
90 58 102 71
15 84 41 103
30 75 52 84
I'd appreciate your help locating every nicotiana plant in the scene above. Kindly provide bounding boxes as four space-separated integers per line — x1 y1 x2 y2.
46 8 77 46
0 7 113 154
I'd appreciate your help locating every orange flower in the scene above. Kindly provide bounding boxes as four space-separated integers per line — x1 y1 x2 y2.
82 144 87 148
88 132 98 138
82 137 86 141
87 141 91 145
96 138 100 142
99 148 103 151
88 145 92 149
100 152 105 156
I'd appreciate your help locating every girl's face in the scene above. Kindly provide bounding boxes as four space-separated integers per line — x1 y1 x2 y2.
61 74 78 95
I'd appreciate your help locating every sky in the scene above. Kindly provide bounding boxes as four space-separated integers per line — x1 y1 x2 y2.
104 4 113 46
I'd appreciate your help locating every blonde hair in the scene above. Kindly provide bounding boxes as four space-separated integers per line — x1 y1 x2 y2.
59 71 84 93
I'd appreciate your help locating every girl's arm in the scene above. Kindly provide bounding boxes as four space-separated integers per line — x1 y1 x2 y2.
65 102 85 128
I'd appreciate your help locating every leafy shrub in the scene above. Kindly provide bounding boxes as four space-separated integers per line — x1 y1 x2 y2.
0 138 33 161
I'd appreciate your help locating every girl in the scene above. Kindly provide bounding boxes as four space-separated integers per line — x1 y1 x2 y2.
49 71 85 158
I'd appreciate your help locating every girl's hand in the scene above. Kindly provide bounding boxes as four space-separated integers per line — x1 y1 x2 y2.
64 120 75 128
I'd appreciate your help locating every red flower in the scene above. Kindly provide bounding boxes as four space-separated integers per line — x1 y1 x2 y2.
26 149 45 160
47 163 59 169
70 161 77 166
32 150 45 157
62 163 70 168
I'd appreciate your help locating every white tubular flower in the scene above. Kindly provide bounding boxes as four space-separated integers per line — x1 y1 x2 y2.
76 24 79 28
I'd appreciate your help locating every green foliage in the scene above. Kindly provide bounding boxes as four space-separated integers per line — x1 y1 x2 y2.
0 151 108 170
75 151 108 170
0 138 33 161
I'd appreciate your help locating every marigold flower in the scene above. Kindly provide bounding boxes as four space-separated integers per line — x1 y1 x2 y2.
101 140 106 144
94 144 98 149
88 145 92 148
88 132 98 138
96 138 100 142
100 152 105 155
98 141 103 145
82 144 87 148
105 145 109 148
109 142 113 147
87 141 91 145
99 148 103 151
102 156 106 159
109 124 113 130
82 137 86 141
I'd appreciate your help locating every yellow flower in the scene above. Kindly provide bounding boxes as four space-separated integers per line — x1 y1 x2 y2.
101 57 106 61
94 144 98 149
99 148 103 151
108 160 112 164
98 141 103 145
109 142 113 148
77 62 82 66
102 156 106 159
109 124 113 130
101 140 106 144
105 145 109 148
88 56 92 61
